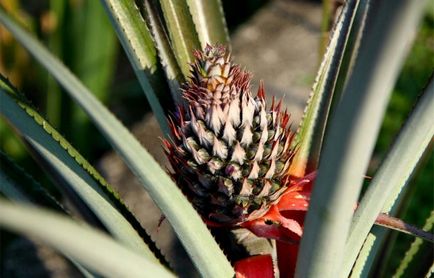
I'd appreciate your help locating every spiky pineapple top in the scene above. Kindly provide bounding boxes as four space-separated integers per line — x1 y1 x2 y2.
164 45 295 224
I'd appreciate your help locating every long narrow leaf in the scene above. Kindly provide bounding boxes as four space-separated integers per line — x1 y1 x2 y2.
141 0 184 105
330 0 370 112
98 0 170 136
185 0 229 47
45 0 66 128
342 76 434 277
349 151 431 278
351 118 433 277
0 77 162 264
349 228 381 278
0 200 174 278
424 262 434 278
0 152 98 278
289 0 360 177
0 11 234 277
0 151 65 210
393 211 434 278
295 1 427 277
158 0 201 78
0 167 29 203
68 0 118 154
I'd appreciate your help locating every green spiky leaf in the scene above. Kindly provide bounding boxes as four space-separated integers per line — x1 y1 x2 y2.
290 0 361 177
158 0 202 78
342 76 434 277
141 0 184 104
186 0 230 47
99 0 170 136
0 151 65 211
0 76 163 265
296 0 428 276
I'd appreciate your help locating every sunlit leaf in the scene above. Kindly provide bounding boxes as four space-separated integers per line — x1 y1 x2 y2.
141 0 184 105
296 0 427 276
99 0 170 136
342 77 434 277
186 0 229 47
158 0 201 78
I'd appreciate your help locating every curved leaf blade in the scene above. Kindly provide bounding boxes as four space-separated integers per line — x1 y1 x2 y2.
0 200 174 278
424 261 434 278
159 0 201 78
141 0 184 105
295 0 428 276
0 152 98 278
0 151 65 210
348 229 379 278
0 77 161 264
289 0 361 177
330 0 370 112
0 166 30 203
98 0 170 136
342 77 434 277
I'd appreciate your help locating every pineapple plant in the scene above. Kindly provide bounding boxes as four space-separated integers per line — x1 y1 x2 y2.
0 0 432 277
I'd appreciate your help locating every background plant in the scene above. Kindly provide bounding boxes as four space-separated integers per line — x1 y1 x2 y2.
0 0 433 277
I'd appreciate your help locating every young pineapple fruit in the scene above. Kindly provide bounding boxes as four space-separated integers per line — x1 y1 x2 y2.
164 45 295 225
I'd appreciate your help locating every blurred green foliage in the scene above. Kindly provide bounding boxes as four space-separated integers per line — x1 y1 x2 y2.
45 0 118 156
0 0 118 164
0 0 34 161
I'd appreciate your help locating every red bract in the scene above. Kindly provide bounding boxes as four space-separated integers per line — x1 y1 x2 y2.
234 172 316 278
276 242 299 278
234 255 274 278
240 171 316 243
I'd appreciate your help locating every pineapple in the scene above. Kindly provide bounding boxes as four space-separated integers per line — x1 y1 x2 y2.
164 45 296 225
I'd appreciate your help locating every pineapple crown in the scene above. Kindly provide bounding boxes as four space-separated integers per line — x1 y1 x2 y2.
183 44 251 116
